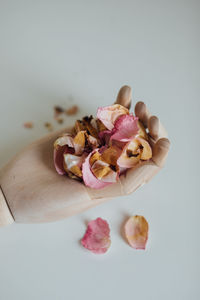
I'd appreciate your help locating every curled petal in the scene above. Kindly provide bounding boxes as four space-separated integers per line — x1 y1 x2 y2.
92 160 118 183
63 153 86 178
137 121 148 139
99 130 112 145
54 134 74 149
124 215 149 250
73 131 86 155
111 114 139 142
117 139 141 168
136 137 152 160
64 154 83 169
117 136 152 168
81 218 111 254
90 118 98 131
87 135 99 149
54 141 75 175
54 146 67 175
97 104 129 130
100 145 122 167
82 151 112 189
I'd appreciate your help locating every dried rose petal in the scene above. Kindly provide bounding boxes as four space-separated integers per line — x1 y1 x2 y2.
111 114 139 142
91 160 118 183
100 146 121 167
137 137 152 160
124 215 149 249
74 120 85 133
54 134 76 175
117 137 152 168
54 134 74 149
96 119 107 132
54 146 66 175
82 150 112 189
82 116 99 138
73 131 86 155
98 130 112 145
87 135 99 149
97 104 129 130
81 218 111 254
137 120 148 139
63 153 87 178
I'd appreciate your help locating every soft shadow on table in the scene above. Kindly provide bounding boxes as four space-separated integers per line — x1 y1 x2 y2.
119 212 130 244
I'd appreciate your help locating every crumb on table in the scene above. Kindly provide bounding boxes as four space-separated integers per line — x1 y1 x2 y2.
44 122 53 131
65 105 79 116
23 122 33 129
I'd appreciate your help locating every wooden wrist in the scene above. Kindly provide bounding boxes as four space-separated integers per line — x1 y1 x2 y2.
0 186 14 227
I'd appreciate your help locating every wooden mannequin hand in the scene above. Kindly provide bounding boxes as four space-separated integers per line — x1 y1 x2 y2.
0 86 170 226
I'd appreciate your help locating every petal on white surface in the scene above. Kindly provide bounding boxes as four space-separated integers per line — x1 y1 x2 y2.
124 215 149 249
81 218 111 254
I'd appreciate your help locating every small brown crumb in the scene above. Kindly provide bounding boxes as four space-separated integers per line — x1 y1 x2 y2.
24 122 33 129
54 106 64 114
44 122 53 132
54 105 64 119
57 118 64 124
65 105 78 116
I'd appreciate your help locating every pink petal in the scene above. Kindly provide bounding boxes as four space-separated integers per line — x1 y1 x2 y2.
99 130 112 145
97 104 129 130
82 150 111 189
111 114 139 142
124 215 149 250
54 145 75 175
81 218 111 254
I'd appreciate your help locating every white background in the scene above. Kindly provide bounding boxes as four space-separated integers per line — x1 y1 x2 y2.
0 1 199 299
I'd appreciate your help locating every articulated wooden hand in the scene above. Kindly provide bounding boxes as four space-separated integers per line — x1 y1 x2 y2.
0 86 170 226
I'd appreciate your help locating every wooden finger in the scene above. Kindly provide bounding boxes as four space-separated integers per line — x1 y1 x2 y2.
134 102 150 127
148 116 159 140
152 138 170 167
115 85 132 109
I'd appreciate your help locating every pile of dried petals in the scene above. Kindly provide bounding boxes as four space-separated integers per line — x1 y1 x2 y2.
54 104 152 189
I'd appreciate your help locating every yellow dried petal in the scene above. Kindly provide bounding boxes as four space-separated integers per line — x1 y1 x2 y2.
136 137 152 160
137 121 148 140
124 215 149 249
74 131 86 145
100 146 121 167
70 165 82 177
96 119 107 132
90 151 101 165
74 120 86 133
91 160 111 179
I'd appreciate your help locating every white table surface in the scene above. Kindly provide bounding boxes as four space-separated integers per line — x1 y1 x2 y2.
0 1 199 299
